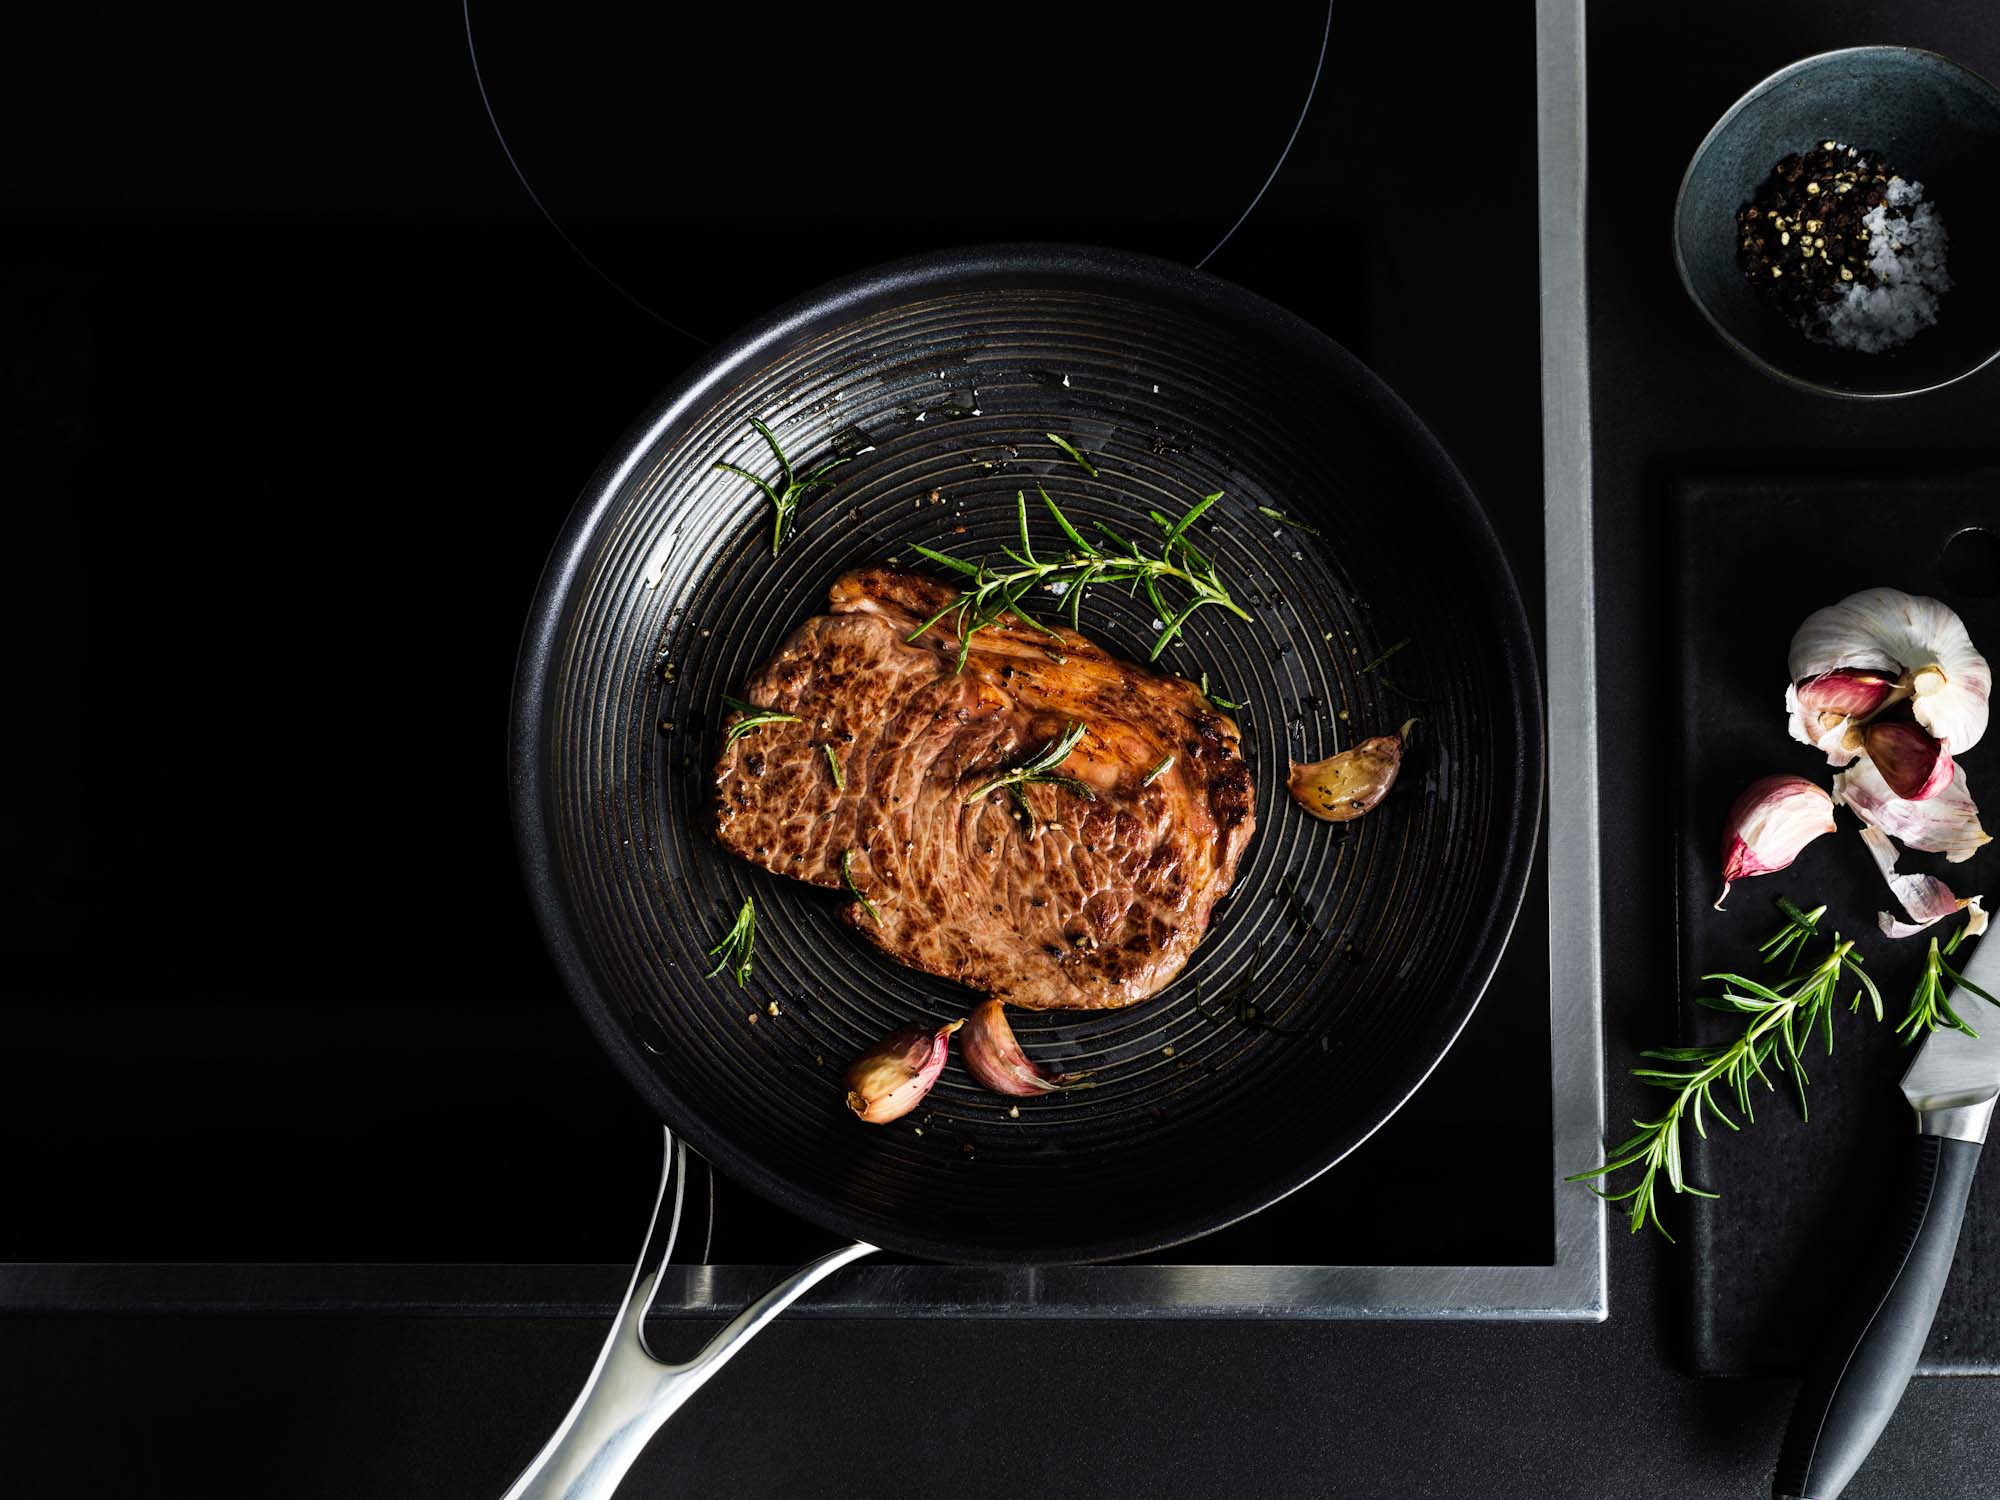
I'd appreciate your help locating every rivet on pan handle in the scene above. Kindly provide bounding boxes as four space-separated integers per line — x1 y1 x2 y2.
501 1128 875 1500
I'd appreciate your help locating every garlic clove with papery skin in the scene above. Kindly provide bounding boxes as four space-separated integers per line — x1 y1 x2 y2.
1716 774 1837 910
1788 587 1990 756
844 1018 963 1125
1833 757 1992 864
960 999 1089 1097
1862 719 1956 801
1786 668 1901 764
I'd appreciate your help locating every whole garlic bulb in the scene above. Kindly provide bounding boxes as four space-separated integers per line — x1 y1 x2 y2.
1788 587 1990 756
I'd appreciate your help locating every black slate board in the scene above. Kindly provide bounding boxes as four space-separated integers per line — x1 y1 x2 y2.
1674 472 2000 1377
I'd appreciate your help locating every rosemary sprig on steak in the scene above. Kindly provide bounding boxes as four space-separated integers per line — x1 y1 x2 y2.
719 693 801 750
839 849 880 922
908 488 1251 668
965 719 1096 838
712 417 852 556
704 898 756 987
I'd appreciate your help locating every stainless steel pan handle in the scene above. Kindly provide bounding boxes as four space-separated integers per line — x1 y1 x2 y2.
502 1128 876 1500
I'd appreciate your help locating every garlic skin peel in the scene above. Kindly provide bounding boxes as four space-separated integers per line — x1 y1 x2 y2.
1857 825 1988 940
1789 587 1990 755
1833 757 1992 864
1716 774 1837 909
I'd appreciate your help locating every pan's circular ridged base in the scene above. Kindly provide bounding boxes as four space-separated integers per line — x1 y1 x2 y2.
512 246 1541 1263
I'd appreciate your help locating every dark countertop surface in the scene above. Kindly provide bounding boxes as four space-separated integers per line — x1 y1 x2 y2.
7 2 1999 1496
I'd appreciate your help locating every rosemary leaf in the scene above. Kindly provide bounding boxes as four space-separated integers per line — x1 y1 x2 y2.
1360 638 1411 674
1198 671 1241 711
1899 914 1998 1041
840 849 880 923
1046 432 1098 477
713 418 852 556
704 898 756 988
964 721 1096 838
722 705 800 750
1256 504 1324 538
908 490 1250 669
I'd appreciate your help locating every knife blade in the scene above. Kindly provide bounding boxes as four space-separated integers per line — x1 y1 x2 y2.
1773 930 2000 1500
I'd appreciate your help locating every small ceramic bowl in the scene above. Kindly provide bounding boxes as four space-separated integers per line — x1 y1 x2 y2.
1674 46 2000 398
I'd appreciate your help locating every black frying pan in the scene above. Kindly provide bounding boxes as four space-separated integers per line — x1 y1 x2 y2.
503 243 1540 1493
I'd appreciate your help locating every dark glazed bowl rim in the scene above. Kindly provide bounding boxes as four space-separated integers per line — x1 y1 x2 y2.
508 243 1544 1264
1671 44 2000 401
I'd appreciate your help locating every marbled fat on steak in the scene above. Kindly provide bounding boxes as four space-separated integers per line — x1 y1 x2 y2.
711 568 1256 1010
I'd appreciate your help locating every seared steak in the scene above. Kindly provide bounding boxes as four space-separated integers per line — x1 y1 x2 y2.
711 568 1256 1010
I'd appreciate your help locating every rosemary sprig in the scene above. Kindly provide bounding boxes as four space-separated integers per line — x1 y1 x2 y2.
1271 872 1320 940
1359 636 1427 704
705 898 756 987
1360 638 1410 674
1568 901 1879 1239
840 849 879 923
965 720 1096 812
908 487 1251 668
1898 915 1997 1042
1198 671 1241 711
824 744 844 792
713 417 852 556
1141 753 1175 787
719 693 799 751
1194 975 1310 1035
1760 897 1826 975
1046 432 1098 477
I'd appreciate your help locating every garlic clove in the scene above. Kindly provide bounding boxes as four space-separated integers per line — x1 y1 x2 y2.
1910 654 1991 756
1856 825 1986 939
1798 667 1902 718
1716 774 1836 909
1833 756 1992 864
1788 587 1990 755
844 1018 964 1125
1862 719 1955 801
1288 734 1404 823
960 998 1088 1097
1786 668 1899 764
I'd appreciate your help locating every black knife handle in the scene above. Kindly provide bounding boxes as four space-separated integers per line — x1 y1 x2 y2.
1772 1132 1981 1500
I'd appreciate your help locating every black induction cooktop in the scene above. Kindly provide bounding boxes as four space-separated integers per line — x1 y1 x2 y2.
2 0 1578 1311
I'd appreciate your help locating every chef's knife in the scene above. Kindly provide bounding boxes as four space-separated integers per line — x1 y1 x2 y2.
1773 933 2000 1500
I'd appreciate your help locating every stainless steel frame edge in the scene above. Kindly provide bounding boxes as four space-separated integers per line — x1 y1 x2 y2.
1531 0 1608 1323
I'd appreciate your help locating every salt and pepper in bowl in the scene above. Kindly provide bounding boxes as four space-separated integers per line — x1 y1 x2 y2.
1674 46 2000 399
